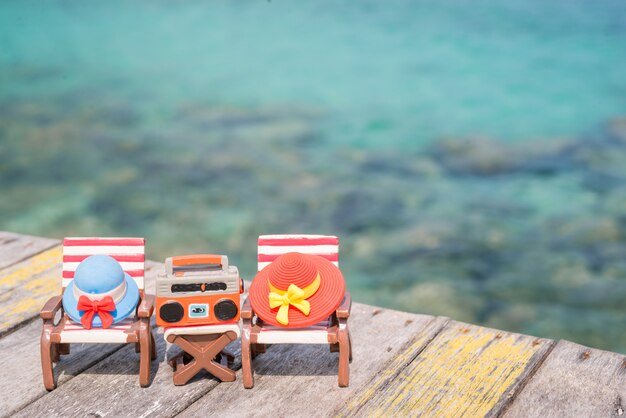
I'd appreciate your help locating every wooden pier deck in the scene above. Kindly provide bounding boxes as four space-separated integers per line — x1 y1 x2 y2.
1 231 624 417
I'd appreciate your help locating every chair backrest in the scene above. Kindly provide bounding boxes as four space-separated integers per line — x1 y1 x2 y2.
258 234 339 271
62 237 146 291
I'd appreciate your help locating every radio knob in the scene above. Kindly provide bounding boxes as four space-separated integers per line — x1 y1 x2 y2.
214 300 238 321
159 301 184 323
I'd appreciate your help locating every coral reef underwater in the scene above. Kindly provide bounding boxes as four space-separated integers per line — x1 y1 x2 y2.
1 83 625 354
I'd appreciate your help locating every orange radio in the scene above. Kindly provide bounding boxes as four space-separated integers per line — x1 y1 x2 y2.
156 254 243 327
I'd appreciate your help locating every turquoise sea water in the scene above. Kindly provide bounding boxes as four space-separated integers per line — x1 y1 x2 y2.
1 1 626 352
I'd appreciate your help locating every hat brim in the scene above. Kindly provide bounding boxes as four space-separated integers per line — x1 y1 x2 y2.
63 273 140 327
248 254 346 328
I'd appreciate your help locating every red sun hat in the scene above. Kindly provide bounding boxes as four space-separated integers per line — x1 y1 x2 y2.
248 252 346 328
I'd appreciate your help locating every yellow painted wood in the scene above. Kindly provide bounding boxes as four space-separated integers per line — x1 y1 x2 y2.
0 231 59 271
0 246 62 333
0 245 62 289
339 321 554 418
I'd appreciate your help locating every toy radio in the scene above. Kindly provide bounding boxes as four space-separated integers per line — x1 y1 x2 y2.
156 254 243 327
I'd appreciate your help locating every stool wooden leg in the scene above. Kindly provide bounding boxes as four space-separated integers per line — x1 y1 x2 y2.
205 361 236 382
169 332 238 385
168 350 184 370
201 332 236 380
173 357 202 386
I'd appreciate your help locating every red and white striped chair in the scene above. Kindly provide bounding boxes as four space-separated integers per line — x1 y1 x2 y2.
40 237 156 390
241 234 352 388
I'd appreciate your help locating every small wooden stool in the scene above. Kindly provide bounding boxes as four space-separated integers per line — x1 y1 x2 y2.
164 324 240 385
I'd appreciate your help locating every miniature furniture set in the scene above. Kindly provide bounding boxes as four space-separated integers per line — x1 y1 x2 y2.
157 255 242 385
39 234 350 390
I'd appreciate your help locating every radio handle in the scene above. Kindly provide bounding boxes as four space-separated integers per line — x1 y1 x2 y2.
171 254 228 269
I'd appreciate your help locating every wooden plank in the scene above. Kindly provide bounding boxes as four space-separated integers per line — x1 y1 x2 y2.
13 304 439 418
13 324 234 417
0 245 63 335
0 261 161 417
178 310 446 418
0 231 59 271
503 340 626 418
339 321 554 417
1 232 622 418
0 319 125 417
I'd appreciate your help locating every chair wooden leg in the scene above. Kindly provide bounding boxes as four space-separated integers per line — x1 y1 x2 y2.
138 321 152 387
58 343 70 356
219 349 236 363
40 326 56 391
150 331 157 361
51 343 60 363
251 344 258 360
241 328 254 388
338 325 350 387
348 328 353 362
135 342 141 353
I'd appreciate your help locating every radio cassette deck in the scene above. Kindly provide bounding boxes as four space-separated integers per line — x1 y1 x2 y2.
156 254 243 327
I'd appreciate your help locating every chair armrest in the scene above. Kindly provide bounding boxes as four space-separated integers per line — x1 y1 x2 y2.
137 294 155 318
40 295 63 320
241 296 254 320
336 292 352 319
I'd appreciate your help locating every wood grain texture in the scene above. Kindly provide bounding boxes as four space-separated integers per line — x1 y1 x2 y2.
0 319 125 417
178 309 445 418
11 263 232 418
339 321 554 418
0 245 62 335
503 340 626 418
12 327 238 418
14 303 437 418
0 231 59 271
1 231 624 418
0 261 160 417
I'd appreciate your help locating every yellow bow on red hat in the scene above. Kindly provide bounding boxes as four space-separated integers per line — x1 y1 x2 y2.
268 274 320 325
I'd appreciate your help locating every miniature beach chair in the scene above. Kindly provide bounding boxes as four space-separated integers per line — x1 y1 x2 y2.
241 234 352 388
40 237 156 390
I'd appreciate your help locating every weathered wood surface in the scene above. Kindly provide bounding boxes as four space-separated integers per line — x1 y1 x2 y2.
0 231 58 271
339 322 554 417
0 245 62 335
503 340 626 418
179 312 448 418
0 319 124 416
0 261 160 417
0 231 625 418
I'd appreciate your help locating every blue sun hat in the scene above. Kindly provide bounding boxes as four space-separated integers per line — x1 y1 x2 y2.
62 255 140 328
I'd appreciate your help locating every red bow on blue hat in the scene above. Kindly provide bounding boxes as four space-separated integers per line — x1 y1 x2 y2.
77 295 116 329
